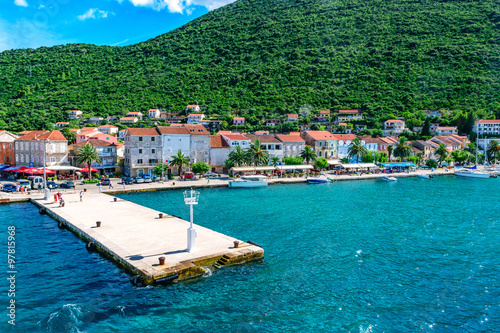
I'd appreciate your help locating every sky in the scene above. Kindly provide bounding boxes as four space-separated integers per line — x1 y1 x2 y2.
0 0 237 51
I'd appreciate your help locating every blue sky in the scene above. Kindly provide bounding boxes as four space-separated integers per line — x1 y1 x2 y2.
0 0 237 51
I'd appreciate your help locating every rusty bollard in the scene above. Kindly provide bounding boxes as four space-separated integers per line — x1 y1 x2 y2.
158 257 165 265
159 213 163 219
233 241 240 248
172 182 175 186
84 188 87 192
96 221 101 228
114 197 117 202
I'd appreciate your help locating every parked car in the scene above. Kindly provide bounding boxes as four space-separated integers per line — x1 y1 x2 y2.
134 177 145 184
59 181 76 189
204 172 219 178
122 177 134 185
47 181 59 189
2 183 16 192
143 174 153 183
101 178 111 186
17 180 31 189
181 172 195 180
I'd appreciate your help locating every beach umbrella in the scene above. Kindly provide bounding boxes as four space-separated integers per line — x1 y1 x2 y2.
14 166 29 173
80 166 98 172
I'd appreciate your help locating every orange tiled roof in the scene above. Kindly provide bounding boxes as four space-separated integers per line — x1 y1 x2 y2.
126 128 159 136
385 119 404 123
276 135 305 142
16 130 67 141
243 134 281 143
304 131 336 140
73 139 115 147
476 119 500 123
222 134 249 141
210 135 230 148
339 110 358 113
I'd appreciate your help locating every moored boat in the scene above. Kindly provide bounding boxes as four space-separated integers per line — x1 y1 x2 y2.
381 176 397 182
417 174 433 179
306 176 330 184
228 175 268 188
454 169 490 179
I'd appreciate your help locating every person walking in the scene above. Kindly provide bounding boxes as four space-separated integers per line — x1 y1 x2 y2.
59 197 64 207
108 180 113 189
122 180 126 189
38 184 42 193
207 177 210 184
53 193 58 204
79 191 83 202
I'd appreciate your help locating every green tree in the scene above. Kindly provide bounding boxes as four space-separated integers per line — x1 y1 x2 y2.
387 145 394 162
228 146 247 167
434 144 449 166
393 137 413 162
284 156 304 165
153 162 169 177
170 151 190 175
425 159 439 169
192 161 210 174
347 137 368 163
246 139 269 166
314 158 329 170
271 157 280 166
76 143 102 179
451 150 469 165
62 127 76 144
300 146 317 164
486 140 500 164
421 118 431 137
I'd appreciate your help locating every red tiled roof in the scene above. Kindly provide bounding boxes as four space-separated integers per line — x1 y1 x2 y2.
385 119 405 123
126 128 159 136
69 129 80 133
437 127 457 130
186 105 199 108
210 135 230 148
304 131 336 140
289 132 300 135
188 113 204 116
320 110 331 115
476 119 500 123
222 134 249 141
255 131 269 134
16 130 67 141
120 117 137 121
73 139 115 147
338 122 348 126
149 109 159 111
98 125 118 128
276 135 305 142
288 114 298 117
157 124 209 135
233 117 245 121
332 134 357 141
243 134 281 143
127 112 142 115
339 110 358 113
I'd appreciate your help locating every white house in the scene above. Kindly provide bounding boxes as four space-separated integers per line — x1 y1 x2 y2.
120 117 138 124
474 119 500 136
276 134 305 157
333 134 357 159
221 133 251 150
97 125 119 135
244 134 283 160
233 117 245 126
187 113 205 124
68 110 83 119
383 119 406 136
209 135 231 173
435 127 458 136
55 122 69 128
148 109 161 119
288 114 298 122
88 117 103 124
185 105 201 113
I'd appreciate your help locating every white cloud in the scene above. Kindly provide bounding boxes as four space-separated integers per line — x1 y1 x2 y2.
0 18 71 52
123 0 235 13
78 8 114 21
14 0 29 7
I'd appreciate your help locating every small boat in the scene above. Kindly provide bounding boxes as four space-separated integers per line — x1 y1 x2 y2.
381 176 397 182
454 169 490 179
228 175 268 188
417 174 433 179
306 176 330 184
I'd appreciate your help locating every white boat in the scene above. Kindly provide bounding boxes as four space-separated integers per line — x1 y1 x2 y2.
228 175 268 188
417 174 433 179
306 176 330 184
381 176 397 182
454 169 490 179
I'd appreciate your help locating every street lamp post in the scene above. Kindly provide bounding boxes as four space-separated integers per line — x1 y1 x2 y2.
36 136 51 200
183 189 199 252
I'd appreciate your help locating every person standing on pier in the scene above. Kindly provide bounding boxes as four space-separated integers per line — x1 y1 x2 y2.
108 181 113 189
80 191 83 202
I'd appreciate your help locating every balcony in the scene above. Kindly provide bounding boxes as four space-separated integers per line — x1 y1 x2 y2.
131 163 157 168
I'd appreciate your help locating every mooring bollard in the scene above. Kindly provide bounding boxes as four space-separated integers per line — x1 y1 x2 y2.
233 241 240 248
172 182 175 186
84 188 87 192
159 213 163 218
158 257 165 265
114 197 117 202
96 221 101 227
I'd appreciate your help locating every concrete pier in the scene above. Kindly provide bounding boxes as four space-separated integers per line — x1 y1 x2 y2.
30 192 264 285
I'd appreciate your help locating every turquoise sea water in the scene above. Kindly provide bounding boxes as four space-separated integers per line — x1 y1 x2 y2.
1 177 499 332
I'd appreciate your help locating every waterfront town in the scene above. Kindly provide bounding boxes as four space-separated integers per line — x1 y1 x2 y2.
0 105 499 181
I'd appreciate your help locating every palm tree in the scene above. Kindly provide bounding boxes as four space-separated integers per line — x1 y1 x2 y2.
246 139 269 166
347 138 368 163
416 152 424 166
76 143 102 179
170 151 190 176
300 146 317 165
486 140 500 164
393 137 413 162
271 157 280 166
434 144 449 166
387 145 394 162
228 146 247 167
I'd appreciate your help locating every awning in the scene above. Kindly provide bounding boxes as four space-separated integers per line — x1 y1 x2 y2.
381 162 415 167
4 166 19 171
0 165 11 170
276 165 313 170
341 163 377 169
230 166 273 173
46 165 82 171
327 159 342 165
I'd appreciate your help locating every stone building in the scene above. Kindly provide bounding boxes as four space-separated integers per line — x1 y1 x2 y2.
14 130 68 167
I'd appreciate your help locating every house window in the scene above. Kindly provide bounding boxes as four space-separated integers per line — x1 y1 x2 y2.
149 159 156 164
50 157 55 162
137 159 143 164
152 149 156 154
151 137 155 141
139 137 143 141
139 149 143 154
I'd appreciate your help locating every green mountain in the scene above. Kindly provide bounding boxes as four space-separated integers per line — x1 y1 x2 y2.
1 0 499 132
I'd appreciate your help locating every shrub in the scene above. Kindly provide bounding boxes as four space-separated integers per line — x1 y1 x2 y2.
83 179 100 184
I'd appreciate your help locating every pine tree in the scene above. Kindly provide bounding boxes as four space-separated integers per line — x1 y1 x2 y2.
421 117 431 137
